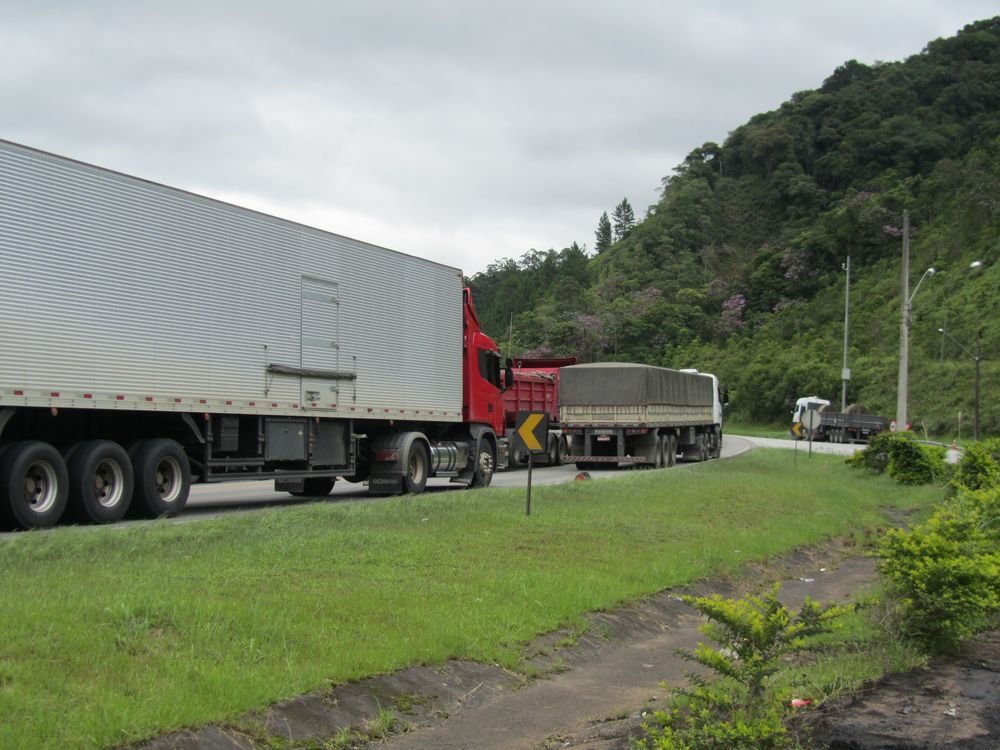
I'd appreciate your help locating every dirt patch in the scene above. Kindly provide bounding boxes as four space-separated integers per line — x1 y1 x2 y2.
807 630 1000 750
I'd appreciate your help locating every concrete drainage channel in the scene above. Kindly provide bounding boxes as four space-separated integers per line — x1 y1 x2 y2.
133 542 879 750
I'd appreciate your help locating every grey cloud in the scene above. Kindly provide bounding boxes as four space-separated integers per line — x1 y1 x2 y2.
1 0 995 274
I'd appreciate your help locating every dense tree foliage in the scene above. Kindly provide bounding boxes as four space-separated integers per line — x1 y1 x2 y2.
468 18 1000 436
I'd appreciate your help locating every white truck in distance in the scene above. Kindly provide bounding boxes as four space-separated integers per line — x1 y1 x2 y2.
791 396 888 443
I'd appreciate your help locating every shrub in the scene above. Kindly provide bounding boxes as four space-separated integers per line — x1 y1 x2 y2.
878 487 1000 652
953 439 1000 491
638 586 847 749
847 432 948 485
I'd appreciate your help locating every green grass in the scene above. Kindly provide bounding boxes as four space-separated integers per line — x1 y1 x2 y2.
0 450 941 749
725 420 794 439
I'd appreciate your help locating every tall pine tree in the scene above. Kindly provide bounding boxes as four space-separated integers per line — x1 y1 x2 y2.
595 211 612 253
612 198 635 240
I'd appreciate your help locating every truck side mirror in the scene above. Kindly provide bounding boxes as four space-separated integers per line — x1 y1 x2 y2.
504 358 514 391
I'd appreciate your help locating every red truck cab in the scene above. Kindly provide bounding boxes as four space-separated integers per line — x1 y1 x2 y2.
462 288 507 435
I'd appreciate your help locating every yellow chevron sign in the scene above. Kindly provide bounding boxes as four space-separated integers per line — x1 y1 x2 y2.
515 411 549 454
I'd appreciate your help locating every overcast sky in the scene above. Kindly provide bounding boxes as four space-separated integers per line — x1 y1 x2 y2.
2 2 995 275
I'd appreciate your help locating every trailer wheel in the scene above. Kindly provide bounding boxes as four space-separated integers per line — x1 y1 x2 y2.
653 436 665 469
67 440 134 524
666 435 677 467
130 439 191 518
0 441 69 529
402 441 429 494
289 477 336 497
469 437 495 488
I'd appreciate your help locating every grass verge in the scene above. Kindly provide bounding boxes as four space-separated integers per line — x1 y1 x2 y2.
0 449 941 748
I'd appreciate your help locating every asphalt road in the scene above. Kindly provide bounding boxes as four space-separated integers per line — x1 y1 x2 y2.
180 434 860 521
0 435 861 533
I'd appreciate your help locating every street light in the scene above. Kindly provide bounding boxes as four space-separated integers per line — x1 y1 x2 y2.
938 328 982 441
934 259 985 440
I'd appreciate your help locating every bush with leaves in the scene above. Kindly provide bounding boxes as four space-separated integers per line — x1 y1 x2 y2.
952 439 1000 491
846 432 947 485
638 585 847 749
878 486 1000 652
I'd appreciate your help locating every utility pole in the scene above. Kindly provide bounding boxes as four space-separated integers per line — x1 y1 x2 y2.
974 334 982 441
896 211 910 431
842 255 851 411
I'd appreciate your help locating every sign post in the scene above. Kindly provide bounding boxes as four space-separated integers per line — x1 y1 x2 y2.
802 409 821 458
513 411 549 516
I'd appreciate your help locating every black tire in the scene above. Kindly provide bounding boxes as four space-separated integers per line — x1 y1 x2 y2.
655 436 666 469
129 439 191 518
666 435 677 467
0 441 69 529
547 436 559 466
469 436 496 488
67 440 134 524
289 477 336 497
402 441 429 494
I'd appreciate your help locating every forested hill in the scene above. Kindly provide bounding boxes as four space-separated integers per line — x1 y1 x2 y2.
467 17 1000 436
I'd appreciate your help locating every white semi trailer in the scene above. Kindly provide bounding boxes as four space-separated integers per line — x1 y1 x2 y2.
0 140 510 529
560 363 724 468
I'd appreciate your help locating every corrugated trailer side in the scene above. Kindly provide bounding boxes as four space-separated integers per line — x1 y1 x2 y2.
0 139 462 420
0 140 508 530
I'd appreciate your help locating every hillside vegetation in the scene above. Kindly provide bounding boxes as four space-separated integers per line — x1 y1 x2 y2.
468 17 1000 437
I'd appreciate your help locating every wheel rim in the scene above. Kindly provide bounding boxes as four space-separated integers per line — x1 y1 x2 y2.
22 460 59 514
94 458 126 509
155 457 184 503
478 448 494 480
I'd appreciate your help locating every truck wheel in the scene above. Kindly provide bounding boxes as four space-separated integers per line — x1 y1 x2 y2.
289 477 336 497
0 441 69 529
547 436 559 466
403 441 429 494
654 436 666 469
665 436 677 467
67 440 134 524
130 439 191 518
469 438 495 488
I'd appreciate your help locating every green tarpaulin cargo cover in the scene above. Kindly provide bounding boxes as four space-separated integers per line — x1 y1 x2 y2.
559 363 713 407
